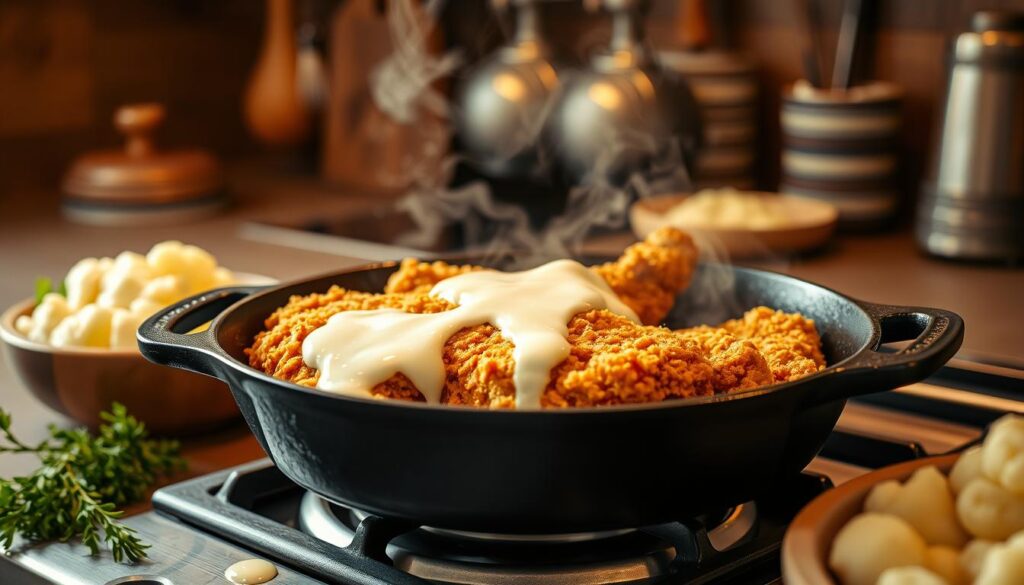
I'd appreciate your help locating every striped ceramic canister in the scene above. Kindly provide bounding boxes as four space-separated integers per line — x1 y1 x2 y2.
659 50 759 190
780 81 903 228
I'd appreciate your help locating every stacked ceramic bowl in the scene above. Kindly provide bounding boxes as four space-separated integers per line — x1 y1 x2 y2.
780 81 904 229
659 50 759 190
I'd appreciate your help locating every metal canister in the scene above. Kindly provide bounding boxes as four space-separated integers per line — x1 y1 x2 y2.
916 11 1024 262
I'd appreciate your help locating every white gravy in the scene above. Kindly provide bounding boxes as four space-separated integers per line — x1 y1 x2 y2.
302 259 638 408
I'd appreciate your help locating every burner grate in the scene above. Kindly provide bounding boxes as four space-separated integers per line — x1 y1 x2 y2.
152 460 832 585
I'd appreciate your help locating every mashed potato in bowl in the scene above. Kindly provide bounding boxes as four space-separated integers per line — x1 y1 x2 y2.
14 241 235 350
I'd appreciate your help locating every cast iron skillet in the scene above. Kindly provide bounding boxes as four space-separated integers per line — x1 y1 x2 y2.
137 261 963 534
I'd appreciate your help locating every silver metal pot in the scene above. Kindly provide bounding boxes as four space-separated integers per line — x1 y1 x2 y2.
455 0 560 178
544 0 700 184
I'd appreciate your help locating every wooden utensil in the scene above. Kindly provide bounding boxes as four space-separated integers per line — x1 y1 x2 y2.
794 0 826 87
676 0 712 50
832 0 864 90
244 0 312 147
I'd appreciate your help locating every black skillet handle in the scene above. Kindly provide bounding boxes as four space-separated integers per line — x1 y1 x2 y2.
136 286 266 378
804 302 964 408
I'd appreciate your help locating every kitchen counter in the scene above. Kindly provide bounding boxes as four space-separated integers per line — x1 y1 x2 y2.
1 175 1022 480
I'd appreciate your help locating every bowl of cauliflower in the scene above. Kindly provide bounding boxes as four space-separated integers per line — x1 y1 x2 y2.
783 414 1024 585
0 241 272 434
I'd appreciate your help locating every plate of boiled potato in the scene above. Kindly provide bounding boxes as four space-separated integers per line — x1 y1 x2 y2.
783 414 1024 585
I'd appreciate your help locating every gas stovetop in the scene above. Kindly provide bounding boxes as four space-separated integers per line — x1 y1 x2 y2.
2 363 1020 585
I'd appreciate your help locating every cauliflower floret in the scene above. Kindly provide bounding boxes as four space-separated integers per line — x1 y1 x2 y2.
104 251 151 285
147 241 219 294
925 545 968 585
876 566 947 585
950 446 984 495
975 538 1024 585
22 242 230 350
49 304 112 348
962 539 998 581
97 251 153 309
146 241 187 276
23 293 73 343
140 275 188 305
64 257 110 310
130 297 164 320
97 271 146 309
109 308 143 349
212 266 235 288
865 466 968 547
180 244 219 294
956 476 1024 540
14 315 32 335
981 415 1024 495
829 513 928 585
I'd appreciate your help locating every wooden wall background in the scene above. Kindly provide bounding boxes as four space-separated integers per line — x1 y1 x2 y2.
0 1 261 195
3 0 1024 214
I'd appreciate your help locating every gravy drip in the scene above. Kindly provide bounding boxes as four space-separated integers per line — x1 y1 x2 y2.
302 259 638 408
224 558 278 584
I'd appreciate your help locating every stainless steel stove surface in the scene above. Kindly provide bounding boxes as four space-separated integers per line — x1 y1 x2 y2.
1 362 1020 585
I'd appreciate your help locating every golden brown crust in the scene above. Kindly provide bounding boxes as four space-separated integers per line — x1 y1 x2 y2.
718 307 826 382
594 226 699 325
247 293 715 408
383 258 482 294
544 311 714 407
381 226 699 326
245 229 823 409
678 325 774 393
245 286 453 395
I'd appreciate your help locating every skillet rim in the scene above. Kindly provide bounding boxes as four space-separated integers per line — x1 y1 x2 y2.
200 258 878 416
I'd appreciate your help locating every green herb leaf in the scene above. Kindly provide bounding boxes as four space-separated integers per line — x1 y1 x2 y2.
33 278 53 305
0 403 186 563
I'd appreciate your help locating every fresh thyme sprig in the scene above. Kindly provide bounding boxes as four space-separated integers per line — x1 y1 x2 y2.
0 403 186 563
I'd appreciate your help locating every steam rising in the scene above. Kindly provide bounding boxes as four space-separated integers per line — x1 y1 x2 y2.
370 0 462 123
368 0 771 322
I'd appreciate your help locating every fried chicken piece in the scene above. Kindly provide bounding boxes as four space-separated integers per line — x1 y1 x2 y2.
544 312 715 407
246 287 453 400
383 226 699 326
383 258 482 294
247 288 716 407
678 326 774 393
718 307 826 382
594 227 699 326
441 310 716 408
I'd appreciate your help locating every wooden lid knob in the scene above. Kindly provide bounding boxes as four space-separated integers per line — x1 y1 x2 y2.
115 103 165 157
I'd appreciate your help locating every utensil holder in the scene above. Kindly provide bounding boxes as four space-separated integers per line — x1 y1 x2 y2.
780 81 904 229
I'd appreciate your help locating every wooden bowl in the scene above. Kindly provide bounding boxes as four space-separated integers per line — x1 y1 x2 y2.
630 193 838 259
782 453 961 585
0 274 273 436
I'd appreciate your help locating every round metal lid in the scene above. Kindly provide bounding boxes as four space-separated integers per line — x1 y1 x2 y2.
62 104 223 203
955 11 1024 64
972 10 1024 33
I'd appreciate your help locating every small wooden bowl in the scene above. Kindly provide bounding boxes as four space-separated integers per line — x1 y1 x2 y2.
630 193 838 259
0 274 273 436
782 453 961 585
